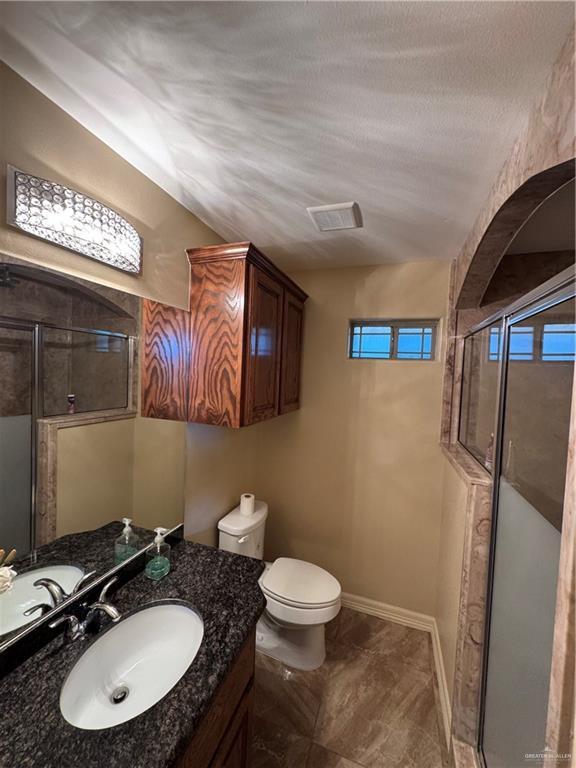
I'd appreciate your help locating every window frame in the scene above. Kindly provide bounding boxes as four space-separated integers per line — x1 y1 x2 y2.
348 318 439 361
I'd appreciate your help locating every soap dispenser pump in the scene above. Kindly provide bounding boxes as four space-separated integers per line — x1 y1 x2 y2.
114 518 140 564
145 527 171 581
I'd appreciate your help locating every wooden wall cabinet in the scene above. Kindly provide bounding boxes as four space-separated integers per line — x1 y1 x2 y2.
142 242 307 427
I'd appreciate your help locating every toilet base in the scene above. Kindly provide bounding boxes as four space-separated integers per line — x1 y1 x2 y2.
256 613 326 670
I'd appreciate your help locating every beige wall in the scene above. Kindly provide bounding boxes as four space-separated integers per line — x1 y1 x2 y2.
132 417 187 532
56 417 187 537
56 420 134 537
184 422 262 546
434 459 468 699
252 262 451 615
1 65 263 541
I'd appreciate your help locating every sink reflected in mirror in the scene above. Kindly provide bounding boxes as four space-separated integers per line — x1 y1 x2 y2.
1 564 84 635
59 601 204 730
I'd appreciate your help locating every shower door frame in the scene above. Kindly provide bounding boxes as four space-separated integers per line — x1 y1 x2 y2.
461 266 576 767
0 318 41 555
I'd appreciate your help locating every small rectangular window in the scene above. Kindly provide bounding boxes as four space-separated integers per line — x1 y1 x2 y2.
542 322 575 361
488 322 575 362
489 326 534 361
349 319 438 360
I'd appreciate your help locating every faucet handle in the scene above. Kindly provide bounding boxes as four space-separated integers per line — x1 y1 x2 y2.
23 603 53 618
99 576 118 603
49 614 84 641
71 570 98 595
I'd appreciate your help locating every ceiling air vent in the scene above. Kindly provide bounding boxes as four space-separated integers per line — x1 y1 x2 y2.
306 202 363 232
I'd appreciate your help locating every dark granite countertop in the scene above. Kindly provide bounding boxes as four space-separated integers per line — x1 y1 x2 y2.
12 521 157 576
1 522 158 646
0 537 265 768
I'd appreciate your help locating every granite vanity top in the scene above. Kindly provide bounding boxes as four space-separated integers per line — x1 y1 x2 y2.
12 520 156 576
0 538 265 768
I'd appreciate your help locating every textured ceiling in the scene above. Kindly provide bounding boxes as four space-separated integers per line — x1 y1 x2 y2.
1 2 573 270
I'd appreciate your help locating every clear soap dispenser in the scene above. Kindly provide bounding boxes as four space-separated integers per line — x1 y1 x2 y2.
114 518 140 564
145 527 171 580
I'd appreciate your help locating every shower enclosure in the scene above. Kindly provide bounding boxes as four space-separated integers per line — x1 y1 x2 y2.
459 268 575 768
0 263 134 558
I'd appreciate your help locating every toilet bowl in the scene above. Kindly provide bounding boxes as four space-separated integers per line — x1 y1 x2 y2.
218 502 341 670
257 558 341 669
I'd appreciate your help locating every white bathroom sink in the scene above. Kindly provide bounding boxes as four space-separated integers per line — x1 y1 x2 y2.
0 564 84 635
60 601 204 730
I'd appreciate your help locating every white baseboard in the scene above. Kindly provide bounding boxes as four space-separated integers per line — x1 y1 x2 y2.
340 592 452 747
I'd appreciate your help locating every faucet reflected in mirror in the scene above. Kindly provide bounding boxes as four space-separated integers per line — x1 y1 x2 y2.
49 577 122 642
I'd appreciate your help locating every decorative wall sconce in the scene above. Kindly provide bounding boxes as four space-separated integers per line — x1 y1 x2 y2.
6 165 142 274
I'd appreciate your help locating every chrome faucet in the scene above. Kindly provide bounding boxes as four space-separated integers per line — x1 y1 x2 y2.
86 578 122 623
49 613 85 642
48 577 122 642
34 569 98 607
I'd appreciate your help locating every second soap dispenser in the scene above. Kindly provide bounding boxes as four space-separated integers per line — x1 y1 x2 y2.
114 518 140 564
145 527 171 580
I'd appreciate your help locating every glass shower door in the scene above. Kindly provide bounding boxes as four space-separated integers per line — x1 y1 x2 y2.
0 323 34 557
481 295 575 767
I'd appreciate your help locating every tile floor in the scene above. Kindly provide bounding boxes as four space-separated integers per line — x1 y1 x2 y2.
251 608 447 768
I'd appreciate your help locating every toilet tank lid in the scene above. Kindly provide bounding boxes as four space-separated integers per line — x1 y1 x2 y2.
218 500 268 536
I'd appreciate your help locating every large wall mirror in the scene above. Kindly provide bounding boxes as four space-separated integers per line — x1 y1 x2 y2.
0 256 185 650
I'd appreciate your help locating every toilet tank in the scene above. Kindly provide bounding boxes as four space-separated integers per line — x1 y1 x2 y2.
218 500 268 560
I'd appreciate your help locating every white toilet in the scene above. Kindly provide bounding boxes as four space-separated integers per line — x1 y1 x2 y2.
218 500 341 670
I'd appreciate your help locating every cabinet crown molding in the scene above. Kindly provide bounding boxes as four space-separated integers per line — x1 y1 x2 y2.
186 241 308 303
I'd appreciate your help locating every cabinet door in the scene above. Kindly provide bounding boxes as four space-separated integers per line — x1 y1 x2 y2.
279 291 305 414
141 299 190 421
189 259 247 428
243 266 283 425
211 685 253 768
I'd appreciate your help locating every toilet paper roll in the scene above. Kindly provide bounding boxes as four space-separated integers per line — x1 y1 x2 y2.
240 493 255 517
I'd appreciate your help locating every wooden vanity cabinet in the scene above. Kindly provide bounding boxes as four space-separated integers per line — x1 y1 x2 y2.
141 242 307 427
176 630 255 768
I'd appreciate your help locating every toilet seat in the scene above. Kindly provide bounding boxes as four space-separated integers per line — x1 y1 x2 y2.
263 592 340 626
260 557 341 606
259 558 341 627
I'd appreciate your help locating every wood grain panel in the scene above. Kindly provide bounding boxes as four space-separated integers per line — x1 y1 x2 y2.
187 242 308 303
279 291 305 414
243 265 283 425
210 684 253 768
188 260 247 427
176 630 255 768
141 299 190 421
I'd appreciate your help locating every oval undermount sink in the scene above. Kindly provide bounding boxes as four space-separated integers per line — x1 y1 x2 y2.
60 601 204 730
1 564 84 635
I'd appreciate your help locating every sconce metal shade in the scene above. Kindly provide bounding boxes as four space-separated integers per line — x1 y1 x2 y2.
6 165 142 275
